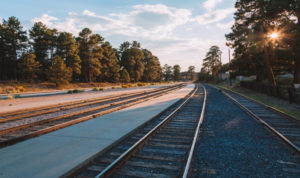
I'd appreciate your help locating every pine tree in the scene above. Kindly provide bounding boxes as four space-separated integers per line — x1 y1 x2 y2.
162 64 173 81
77 28 104 82
56 32 81 79
173 65 181 81
19 53 41 82
121 69 130 83
121 47 144 82
100 42 120 82
0 16 27 80
142 49 162 82
47 56 72 86
30 22 51 70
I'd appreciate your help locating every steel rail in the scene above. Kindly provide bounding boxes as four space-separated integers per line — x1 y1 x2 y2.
0 85 180 135
182 85 207 178
0 85 184 147
222 89 300 154
218 85 300 123
94 86 199 178
0 85 182 122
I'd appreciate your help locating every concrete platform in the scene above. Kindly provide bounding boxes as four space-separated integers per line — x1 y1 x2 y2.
0 84 194 178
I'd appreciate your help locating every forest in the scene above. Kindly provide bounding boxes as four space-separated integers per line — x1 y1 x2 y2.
0 16 190 86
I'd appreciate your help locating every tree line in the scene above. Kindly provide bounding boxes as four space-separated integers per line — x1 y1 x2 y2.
0 16 168 86
226 0 300 85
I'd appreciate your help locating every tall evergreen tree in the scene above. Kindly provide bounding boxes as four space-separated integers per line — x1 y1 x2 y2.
100 42 120 82
56 32 81 79
19 53 40 82
173 64 181 81
77 28 104 82
120 69 130 83
187 66 196 80
0 16 27 80
121 46 145 82
30 22 52 70
162 64 173 81
142 49 162 82
47 56 72 86
202 46 222 77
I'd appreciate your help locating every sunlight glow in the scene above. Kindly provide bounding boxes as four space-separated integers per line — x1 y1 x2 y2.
268 32 279 39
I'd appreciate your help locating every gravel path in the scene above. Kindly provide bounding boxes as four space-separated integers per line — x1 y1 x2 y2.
191 84 300 177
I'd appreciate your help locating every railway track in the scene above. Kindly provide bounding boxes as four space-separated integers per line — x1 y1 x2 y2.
0 85 181 122
67 84 206 177
0 84 184 147
220 86 300 153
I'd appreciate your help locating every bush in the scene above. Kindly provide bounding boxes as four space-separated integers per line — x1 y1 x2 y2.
67 90 73 94
137 82 147 87
122 85 128 88
17 86 26 93
99 87 105 91
92 87 99 91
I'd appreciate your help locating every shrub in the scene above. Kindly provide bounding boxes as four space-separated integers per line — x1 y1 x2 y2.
67 90 73 94
137 82 147 87
99 87 105 91
92 87 99 91
17 86 26 93
122 85 128 88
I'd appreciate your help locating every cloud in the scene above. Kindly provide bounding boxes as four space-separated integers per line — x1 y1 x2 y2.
32 14 58 26
195 8 235 25
29 4 235 70
203 0 222 11
216 21 234 29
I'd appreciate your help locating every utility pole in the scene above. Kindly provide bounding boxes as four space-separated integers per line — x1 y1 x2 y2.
229 48 232 86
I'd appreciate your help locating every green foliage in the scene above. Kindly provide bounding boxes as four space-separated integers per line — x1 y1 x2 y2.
19 53 41 82
0 16 27 80
47 56 72 86
0 17 165 84
120 69 130 83
202 46 222 78
187 66 196 81
100 42 120 82
226 0 300 84
121 46 145 82
173 64 181 81
77 28 104 82
163 64 173 81
56 32 81 77
142 49 162 82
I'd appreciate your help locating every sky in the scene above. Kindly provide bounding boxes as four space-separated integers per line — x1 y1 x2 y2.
0 0 236 71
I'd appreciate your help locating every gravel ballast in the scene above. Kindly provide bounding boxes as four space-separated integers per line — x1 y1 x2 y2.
191 84 300 177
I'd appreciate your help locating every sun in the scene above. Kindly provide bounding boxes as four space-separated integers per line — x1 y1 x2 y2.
269 32 279 39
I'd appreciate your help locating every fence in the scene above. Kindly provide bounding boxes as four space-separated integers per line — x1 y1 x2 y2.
240 81 300 104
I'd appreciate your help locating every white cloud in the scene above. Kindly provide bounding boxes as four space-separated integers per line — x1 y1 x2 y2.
203 0 222 11
32 14 58 26
30 4 235 70
216 20 234 29
195 8 235 25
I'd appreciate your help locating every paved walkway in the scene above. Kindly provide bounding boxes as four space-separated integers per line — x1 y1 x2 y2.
0 84 194 178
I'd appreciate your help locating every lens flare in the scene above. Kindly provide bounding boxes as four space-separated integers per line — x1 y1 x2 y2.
269 32 279 39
